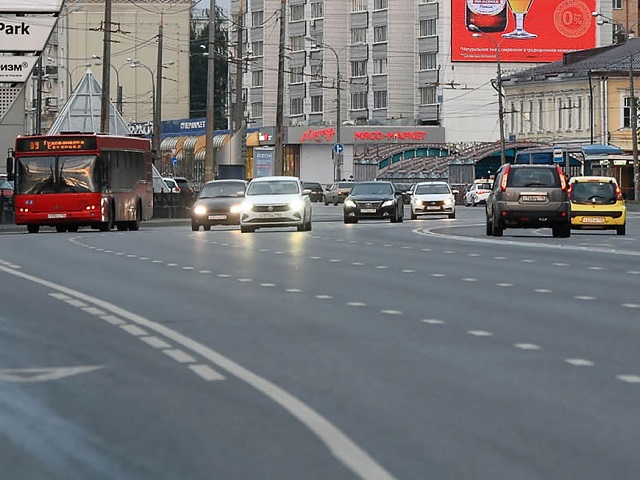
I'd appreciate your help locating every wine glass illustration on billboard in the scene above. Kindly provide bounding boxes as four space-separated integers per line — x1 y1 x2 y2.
503 0 537 39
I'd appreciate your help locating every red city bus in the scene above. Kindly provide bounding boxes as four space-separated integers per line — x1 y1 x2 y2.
7 133 153 233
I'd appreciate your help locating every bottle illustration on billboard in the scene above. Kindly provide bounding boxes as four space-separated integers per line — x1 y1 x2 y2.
503 0 537 38
465 0 507 33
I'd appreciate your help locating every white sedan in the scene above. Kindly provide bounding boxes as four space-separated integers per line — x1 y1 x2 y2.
240 176 312 233
410 181 456 219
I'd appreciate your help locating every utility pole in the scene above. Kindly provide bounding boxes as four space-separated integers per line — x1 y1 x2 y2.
629 52 639 201
154 14 164 160
273 0 286 176
205 0 217 181
100 0 112 134
35 56 43 134
234 0 244 133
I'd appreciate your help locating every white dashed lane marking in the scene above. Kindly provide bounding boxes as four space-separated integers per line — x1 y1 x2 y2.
468 330 493 337
514 343 541 351
189 364 225 381
565 358 594 367
140 336 171 349
422 319 445 325
163 349 196 364
616 375 640 384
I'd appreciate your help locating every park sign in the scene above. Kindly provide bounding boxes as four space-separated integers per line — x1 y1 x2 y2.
0 56 38 83
0 0 65 13
0 16 58 51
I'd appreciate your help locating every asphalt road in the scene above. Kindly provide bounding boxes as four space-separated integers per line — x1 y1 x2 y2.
0 205 639 479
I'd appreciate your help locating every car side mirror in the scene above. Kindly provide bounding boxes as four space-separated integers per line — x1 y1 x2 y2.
302 188 312 195
452 189 459 195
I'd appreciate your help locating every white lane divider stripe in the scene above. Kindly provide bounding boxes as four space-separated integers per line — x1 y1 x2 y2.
120 324 148 336
140 336 171 349
189 364 225 381
565 358 594 367
163 349 197 364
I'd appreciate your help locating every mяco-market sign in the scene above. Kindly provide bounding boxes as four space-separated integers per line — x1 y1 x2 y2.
289 126 445 144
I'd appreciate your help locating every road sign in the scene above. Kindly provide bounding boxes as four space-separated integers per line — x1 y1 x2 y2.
333 143 344 154
172 157 178 166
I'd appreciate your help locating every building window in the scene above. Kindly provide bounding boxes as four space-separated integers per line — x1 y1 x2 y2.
251 41 263 57
290 4 304 21
290 35 306 52
351 0 367 12
351 91 368 109
566 97 573 130
557 98 563 130
374 90 387 109
623 96 634 128
311 95 323 113
311 63 323 80
419 52 437 70
351 60 367 77
289 66 304 84
373 58 387 75
419 19 436 37
538 98 544 132
251 102 263 118
576 96 583 130
374 26 387 43
252 70 263 87
419 86 436 105
351 27 367 44
252 11 264 27
311 2 324 18
374 0 389 9
509 101 515 133
519 100 524 134
613 0 622 9
290 98 304 116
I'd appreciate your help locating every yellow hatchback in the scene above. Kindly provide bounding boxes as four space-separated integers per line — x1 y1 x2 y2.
568 176 626 235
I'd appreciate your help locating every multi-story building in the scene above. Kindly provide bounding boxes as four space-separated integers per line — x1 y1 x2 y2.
26 0 191 134
227 0 615 182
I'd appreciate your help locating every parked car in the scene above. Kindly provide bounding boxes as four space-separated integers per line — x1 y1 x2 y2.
173 176 194 195
485 164 571 237
240 176 312 233
302 181 325 202
162 177 181 193
410 181 456 219
324 181 355 205
190 179 248 231
464 180 493 206
568 176 626 235
343 181 404 223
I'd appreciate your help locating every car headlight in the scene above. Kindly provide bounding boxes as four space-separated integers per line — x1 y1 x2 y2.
382 200 394 207
444 197 454 206
241 200 254 213
193 205 207 216
289 198 305 211
344 199 356 208
412 197 422 205
229 203 243 214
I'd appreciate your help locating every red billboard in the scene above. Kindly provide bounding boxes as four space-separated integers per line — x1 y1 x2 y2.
452 0 597 63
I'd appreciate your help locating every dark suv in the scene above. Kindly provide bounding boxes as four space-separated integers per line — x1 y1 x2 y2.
302 181 325 202
485 164 571 238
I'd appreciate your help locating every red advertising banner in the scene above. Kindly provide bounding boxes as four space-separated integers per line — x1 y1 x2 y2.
452 0 596 63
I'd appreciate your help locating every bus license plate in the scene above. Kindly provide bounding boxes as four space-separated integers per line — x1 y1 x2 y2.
48 213 67 218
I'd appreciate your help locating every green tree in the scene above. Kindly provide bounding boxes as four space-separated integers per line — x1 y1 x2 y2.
190 6 228 129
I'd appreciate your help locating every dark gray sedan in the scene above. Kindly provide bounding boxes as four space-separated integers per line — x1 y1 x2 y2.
190 179 248 231
343 181 404 224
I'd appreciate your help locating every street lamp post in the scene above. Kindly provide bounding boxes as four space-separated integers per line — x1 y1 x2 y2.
469 24 507 165
307 38 342 180
593 12 640 201
129 59 157 152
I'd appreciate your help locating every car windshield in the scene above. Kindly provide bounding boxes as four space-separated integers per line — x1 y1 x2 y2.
351 183 393 195
304 182 321 189
415 184 450 195
571 182 616 204
509 168 557 187
337 182 353 189
198 182 246 198
247 180 300 195
476 183 493 190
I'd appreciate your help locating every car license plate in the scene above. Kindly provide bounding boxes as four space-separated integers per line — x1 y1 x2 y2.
208 214 227 220
521 195 546 202
361 208 377 213
582 217 605 223
48 213 67 219
258 212 284 218
426 206 441 210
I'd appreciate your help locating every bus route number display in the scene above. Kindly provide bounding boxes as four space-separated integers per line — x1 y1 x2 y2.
16 136 97 152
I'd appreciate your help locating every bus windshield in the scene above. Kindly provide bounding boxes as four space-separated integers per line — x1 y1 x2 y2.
16 155 101 194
